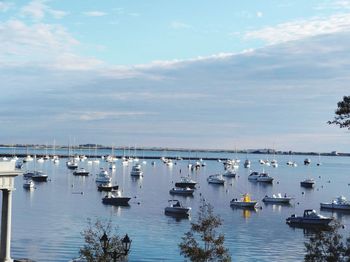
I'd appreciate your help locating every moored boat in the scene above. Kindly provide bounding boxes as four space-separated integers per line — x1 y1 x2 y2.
98 183 119 192
286 209 333 226
174 177 197 189
222 169 236 178
164 200 191 216
300 178 315 188
23 179 34 189
102 190 131 206
320 196 350 210
262 193 293 204
130 164 143 176
230 194 257 208
169 187 194 196
96 169 112 183
207 174 225 185
73 168 89 176
256 173 274 183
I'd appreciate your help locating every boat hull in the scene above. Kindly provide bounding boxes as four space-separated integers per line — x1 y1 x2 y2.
102 197 131 206
300 182 314 188
164 207 190 215
169 189 194 195
263 197 291 204
230 201 257 208
31 175 48 182
286 217 333 226
320 203 350 210
174 182 196 189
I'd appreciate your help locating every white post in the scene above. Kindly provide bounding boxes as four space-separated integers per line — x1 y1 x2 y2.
0 189 13 262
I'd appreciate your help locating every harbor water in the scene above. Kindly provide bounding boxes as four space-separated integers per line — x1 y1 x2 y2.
3 148 350 261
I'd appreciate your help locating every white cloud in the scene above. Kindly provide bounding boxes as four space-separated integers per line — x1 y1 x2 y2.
83 11 107 17
170 21 192 30
0 2 14 12
315 0 350 10
0 19 103 70
20 0 67 20
245 13 350 44
256 11 263 18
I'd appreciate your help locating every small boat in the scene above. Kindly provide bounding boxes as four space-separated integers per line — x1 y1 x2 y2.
164 200 191 216
175 177 197 189
286 209 333 226
66 160 78 169
256 173 274 183
230 194 257 208
169 187 194 196
222 169 236 178
102 190 131 206
73 168 89 176
23 155 33 162
23 170 44 178
207 174 225 185
96 169 112 183
262 193 293 204
248 171 260 181
243 159 251 168
31 172 48 182
97 183 119 192
130 164 143 176
320 196 350 210
300 178 315 188
23 179 34 189
37 157 44 163
304 158 311 165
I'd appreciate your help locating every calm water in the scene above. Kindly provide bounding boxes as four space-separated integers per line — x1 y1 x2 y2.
4 148 350 261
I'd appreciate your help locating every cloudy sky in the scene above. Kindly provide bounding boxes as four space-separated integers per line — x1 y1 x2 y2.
1 0 350 152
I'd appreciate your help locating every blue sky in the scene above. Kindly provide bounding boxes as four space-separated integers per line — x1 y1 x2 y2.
1 0 350 152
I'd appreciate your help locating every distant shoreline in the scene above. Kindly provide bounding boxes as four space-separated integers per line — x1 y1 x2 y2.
0 144 343 157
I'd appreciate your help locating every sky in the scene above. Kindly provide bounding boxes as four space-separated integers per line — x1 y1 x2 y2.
1 0 350 152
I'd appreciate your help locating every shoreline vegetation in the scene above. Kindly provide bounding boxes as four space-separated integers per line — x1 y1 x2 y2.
0 144 342 157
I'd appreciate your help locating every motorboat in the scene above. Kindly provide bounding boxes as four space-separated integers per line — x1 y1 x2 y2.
287 161 297 167
102 190 131 206
23 155 33 162
23 179 34 189
169 187 194 196
37 157 44 163
97 183 119 192
262 193 293 204
248 171 260 181
175 177 197 189
230 194 257 208
164 200 191 216
24 170 44 178
300 178 315 188
66 160 78 169
243 159 251 168
96 169 112 183
31 172 48 182
271 159 278 168
73 168 89 176
130 164 143 176
222 169 236 178
256 173 274 183
207 174 225 185
304 158 311 165
320 196 350 210
109 163 116 170
286 209 333 226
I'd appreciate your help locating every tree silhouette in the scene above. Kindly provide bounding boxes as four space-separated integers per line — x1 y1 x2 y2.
328 96 350 129
179 199 231 262
79 218 126 262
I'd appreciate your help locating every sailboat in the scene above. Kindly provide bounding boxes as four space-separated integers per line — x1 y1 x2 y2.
317 153 322 166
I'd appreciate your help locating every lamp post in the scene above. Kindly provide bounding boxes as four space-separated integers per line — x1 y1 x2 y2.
100 232 132 262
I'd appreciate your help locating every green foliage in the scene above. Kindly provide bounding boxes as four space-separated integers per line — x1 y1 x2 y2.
328 96 350 129
79 218 124 262
179 199 231 262
304 222 350 262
